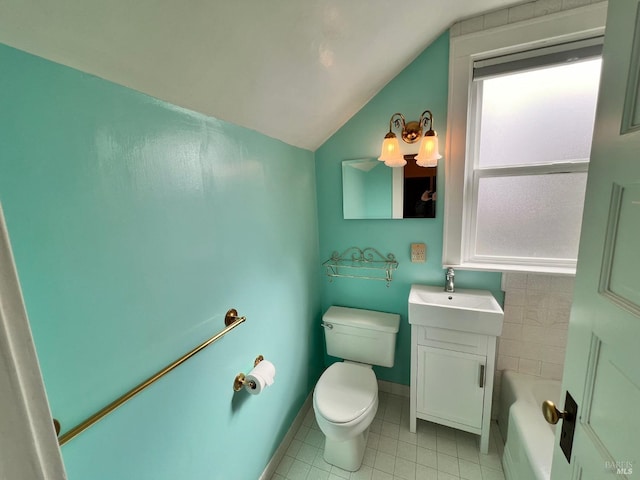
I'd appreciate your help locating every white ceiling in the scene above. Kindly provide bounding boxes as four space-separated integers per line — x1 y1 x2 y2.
0 0 522 151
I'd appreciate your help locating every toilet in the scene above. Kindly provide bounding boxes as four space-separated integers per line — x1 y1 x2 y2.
313 306 400 471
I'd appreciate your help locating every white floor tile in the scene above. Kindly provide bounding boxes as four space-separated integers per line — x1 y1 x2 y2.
378 435 398 455
286 439 303 457
478 452 502 471
307 466 331 480
269 394 507 480
416 447 438 469
416 429 437 450
374 451 396 474
396 440 417 462
436 472 460 480
456 443 479 464
416 464 438 480
367 432 381 450
351 465 374 480
295 426 310 442
383 405 402 424
305 428 325 448
436 453 460 477
286 459 311 480
381 421 400 439
480 466 506 480
436 425 458 440
436 437 458 457
458 459 482 480
313 450 332 472
296 443 320 464
370 418 383 434
363 448 377 467
328 475 349 480
394 457 417 480
275 455 294 476
371 469 393 480
399 426 418 445
329 465 351 479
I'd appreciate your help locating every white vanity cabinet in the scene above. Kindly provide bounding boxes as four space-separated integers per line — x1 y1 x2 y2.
408 284 503 455
410 325 497 453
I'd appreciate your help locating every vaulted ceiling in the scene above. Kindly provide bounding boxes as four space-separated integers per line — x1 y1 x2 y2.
0 0 522 150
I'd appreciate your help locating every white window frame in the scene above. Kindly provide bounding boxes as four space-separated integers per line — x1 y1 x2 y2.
443 3 607 275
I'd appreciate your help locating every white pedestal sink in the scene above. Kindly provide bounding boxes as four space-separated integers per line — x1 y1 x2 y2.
408 284 504 454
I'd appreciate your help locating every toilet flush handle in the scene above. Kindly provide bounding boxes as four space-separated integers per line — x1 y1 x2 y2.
321 322 333 329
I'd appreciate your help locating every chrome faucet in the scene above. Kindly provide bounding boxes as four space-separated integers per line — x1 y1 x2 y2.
445 267 455 293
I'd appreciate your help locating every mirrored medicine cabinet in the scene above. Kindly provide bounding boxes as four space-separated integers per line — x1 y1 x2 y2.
342 155 436 219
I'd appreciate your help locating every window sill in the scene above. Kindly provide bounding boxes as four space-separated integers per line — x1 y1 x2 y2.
445 261 576 276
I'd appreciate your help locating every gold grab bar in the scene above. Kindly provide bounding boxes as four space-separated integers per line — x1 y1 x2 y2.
55 309 246 446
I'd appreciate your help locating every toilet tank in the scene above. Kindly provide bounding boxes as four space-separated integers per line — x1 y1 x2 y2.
323 306 400 368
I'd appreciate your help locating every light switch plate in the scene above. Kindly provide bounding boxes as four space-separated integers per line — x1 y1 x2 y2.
411 243 426 263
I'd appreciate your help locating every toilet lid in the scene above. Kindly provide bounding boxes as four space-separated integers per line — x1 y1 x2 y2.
314 363 377 424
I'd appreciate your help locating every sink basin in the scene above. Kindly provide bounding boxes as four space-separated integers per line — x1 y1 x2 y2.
408 284 504 336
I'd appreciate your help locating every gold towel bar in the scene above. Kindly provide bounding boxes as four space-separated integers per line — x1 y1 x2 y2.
55 309 246 446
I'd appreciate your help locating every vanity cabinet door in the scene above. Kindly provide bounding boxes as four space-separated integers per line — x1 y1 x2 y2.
416 345 485 429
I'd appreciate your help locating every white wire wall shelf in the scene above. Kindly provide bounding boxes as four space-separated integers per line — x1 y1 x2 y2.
323 247 398 286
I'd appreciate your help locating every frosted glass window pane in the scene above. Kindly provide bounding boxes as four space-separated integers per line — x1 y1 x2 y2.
475 173 587 260
478 59 601 167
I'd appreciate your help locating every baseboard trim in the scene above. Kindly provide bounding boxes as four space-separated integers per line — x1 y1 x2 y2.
378 379 410 398
259 393 313 480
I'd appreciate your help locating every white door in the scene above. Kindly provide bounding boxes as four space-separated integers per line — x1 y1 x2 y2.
551 1 640 478
0 204 66 479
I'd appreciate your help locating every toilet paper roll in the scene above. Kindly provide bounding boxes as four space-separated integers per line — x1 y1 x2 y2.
245 359 276 395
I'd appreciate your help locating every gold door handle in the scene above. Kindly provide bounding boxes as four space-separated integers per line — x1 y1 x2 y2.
542 400 572 425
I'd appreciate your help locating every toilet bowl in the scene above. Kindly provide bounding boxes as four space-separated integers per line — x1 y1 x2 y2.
313 306 400 471
313 362 378 471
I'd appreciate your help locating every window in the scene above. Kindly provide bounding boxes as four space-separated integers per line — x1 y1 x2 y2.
443 5 607 274
470 43 602 267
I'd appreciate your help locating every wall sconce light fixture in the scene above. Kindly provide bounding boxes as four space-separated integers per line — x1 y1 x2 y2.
378 110 442 168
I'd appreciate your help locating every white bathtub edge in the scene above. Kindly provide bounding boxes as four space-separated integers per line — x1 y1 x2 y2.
498 370 561 480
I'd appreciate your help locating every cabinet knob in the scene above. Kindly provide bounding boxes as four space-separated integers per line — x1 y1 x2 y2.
478 364 485 388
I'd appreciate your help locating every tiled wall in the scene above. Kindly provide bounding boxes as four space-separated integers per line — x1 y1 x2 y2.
492 273 575 416
449 0 605 37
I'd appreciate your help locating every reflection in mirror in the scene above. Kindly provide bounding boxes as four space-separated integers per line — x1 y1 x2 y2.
403 155 437 218
342 158 395 219
342 155 436 219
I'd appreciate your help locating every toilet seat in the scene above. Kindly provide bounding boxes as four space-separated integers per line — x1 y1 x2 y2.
314 362 377 424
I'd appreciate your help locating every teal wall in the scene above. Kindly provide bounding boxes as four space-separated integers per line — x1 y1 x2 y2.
0 43 322 480
315 31 503 385
1 25 508 478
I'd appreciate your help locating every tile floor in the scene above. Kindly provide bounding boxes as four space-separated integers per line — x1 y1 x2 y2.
270 392 505 480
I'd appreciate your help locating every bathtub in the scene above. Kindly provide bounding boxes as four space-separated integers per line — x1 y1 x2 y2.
498 370 561 480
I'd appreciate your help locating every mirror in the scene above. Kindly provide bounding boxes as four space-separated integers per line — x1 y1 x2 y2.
342 155 436 219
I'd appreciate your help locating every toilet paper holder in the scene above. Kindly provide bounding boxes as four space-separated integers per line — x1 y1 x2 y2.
233 355 264 391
